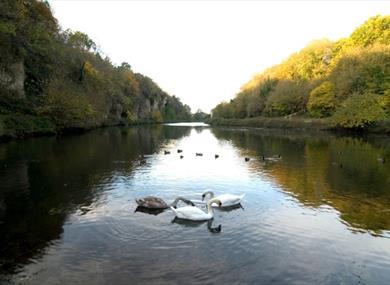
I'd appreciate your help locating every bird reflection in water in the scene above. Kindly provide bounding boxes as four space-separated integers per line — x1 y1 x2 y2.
192 201 245 212
172 217 222 233
217 203 244 212
134 206 166 216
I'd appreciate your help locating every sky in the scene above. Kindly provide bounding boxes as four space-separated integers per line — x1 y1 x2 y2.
48 1 390 113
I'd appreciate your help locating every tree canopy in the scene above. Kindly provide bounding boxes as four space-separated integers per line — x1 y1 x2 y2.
211 15 390 129
0 0 192 137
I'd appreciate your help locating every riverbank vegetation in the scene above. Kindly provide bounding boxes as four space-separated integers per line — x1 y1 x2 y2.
0 0 192 139
211 15 390 131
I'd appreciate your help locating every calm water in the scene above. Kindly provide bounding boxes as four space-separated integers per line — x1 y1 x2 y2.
1 124 390 284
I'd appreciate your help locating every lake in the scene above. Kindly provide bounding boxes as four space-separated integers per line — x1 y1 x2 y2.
1 123 390 284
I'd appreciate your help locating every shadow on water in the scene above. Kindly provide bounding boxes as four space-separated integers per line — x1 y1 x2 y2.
134 206 166 216
212 127 390 236
216 203 245 212
0 126 191 275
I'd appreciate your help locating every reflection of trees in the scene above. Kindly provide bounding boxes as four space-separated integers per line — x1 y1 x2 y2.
0 126 191 275
212 128 390 235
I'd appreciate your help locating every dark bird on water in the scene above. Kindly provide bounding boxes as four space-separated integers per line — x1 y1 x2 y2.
139 154 146 165
177 149 183 153
215 154 219 159
245 157 250 162
208 224 222 233
180 155 184 159
164 151 171 155
196 153 203 156
135 196 195 209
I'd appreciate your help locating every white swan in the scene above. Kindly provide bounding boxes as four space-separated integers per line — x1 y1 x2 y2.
170 198 222 221
202 190 245 207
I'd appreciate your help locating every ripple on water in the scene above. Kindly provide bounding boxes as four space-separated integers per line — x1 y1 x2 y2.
2 126 390 285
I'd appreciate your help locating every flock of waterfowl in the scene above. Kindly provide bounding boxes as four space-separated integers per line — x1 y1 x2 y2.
138 148 280 165
135 149 249 228
135 190 245 222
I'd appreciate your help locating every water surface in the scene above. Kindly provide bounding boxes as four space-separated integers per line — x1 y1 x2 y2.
1 124 390 284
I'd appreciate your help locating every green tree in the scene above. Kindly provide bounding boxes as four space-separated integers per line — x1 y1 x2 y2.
307 81 336 117
331 93 386 129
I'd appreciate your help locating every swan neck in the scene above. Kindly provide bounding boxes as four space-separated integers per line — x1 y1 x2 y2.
170 198 179 207
207 200 215 216
170 197 191 207
204 191 214 199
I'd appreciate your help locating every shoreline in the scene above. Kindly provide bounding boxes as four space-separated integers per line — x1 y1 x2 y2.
208 117 390 135
2 115 390 143
0 114 197 143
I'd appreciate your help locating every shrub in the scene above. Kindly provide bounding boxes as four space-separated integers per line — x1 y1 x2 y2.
151 110 163 123
331 92 386 129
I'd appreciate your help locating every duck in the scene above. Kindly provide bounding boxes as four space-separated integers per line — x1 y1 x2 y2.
135 196 195 209
245 157 250 162
180 155 184 159
378 157 386 164
177 149 183 153
202 190 245 207
137 154 147 165
170 198 222 221
215 154 219 159
196 153 203 156
164 151 171 155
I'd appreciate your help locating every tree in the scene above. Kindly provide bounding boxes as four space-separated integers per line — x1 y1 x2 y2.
307 81 336 117
331 93 386 129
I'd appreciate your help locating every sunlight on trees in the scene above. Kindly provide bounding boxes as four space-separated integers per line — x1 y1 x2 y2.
212 15 390 129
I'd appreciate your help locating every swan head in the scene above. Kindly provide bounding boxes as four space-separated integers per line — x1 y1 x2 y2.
208 198 222 207
202 190 214 201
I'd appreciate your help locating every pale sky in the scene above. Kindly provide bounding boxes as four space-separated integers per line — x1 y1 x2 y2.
49 1 390 113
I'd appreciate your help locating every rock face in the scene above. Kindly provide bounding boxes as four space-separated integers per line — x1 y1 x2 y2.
0 61 25 99
133 95 168 121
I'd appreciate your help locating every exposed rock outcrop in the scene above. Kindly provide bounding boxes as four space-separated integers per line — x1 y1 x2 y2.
0 61 25 99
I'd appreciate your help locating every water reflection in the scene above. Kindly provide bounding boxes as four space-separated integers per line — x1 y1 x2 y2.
172 217 222 233
216 204 245 212
0 125 389 284
134 206 165 216
0 126 191 275
212 128 390 235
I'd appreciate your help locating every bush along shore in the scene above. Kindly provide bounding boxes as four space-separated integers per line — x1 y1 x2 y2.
211 15 390 133
0 0 193 141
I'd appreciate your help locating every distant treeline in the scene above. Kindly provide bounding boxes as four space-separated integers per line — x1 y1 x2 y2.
0 0 192 138
212 15 390 129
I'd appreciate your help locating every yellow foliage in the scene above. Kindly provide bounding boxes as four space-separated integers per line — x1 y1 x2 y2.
151 110 163 123
307 81 336 117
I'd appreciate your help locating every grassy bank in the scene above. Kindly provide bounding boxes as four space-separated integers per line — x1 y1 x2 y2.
209 116 390 134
